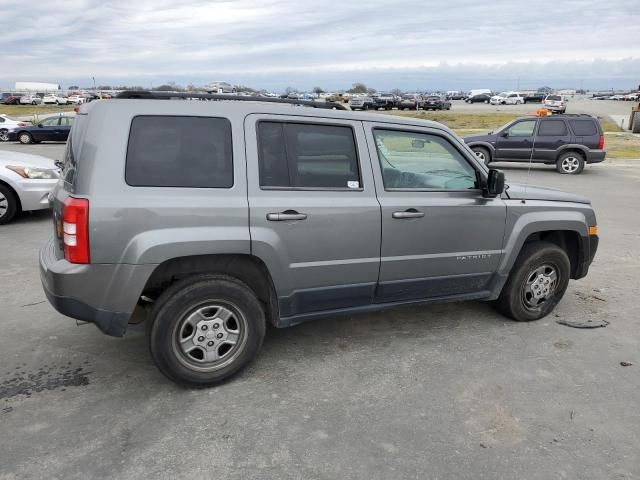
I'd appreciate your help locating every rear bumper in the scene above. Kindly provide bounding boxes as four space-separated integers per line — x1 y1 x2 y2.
586 150 606 164
39 237 156 337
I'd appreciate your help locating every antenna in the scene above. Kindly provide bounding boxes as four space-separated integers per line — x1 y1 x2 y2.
521 114 541 203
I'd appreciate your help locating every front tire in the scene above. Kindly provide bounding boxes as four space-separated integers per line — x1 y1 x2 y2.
495 241 570 321
556 152 585 174
472 146 491 166
18 132 33 144
0 184 19 225
149 275 266 387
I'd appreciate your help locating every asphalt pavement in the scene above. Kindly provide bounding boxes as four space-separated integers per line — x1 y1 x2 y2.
1 142 639 479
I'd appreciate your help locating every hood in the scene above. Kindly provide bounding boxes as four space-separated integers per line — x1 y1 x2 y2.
463 133 495 143
0 150 57 169
505 183 591 204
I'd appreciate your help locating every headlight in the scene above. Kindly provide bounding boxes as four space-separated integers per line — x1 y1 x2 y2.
6 165 59 179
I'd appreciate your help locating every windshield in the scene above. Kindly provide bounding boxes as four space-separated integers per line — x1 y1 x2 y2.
547 95 561 100
497 92 508 97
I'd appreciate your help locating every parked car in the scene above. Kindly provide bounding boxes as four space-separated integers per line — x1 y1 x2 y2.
463 114 605 174
465 93 491 104
424 95 451 110
325 93 350 103
0 115 31 142
42 94 69 105
9 115 74 144
0 150 59 224
490 92 524 105
399 94 424 110
19 94 43 105
39 91 599 386
543 95 567 113
2 95 23 105
610 95 625 101
373 93 398 110
446 91 466 100
350 96 375 110
523 93 545 103
623 93 639 101
66 95 85 105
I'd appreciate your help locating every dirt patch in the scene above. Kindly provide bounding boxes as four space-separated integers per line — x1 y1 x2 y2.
1 363 91 400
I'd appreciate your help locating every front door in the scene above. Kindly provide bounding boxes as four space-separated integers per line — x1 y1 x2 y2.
245 114 381 319
364 122 507 302
495 118 537 160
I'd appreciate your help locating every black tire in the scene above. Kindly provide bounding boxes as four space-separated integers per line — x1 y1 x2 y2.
471 146 491 166
0 183 19 225
495 241 570 322
0 129 9 142
18 132 33 144
556 151 585 174
149 274 266 387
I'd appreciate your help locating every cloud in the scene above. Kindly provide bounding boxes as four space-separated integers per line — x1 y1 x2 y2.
1 0 638 90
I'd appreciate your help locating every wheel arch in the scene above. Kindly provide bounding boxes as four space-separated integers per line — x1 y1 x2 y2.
466 141 495 157
556 145 588 160
0 179 22 213
142 254 280 327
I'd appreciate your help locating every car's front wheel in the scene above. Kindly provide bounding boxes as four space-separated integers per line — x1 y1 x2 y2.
471 146 491 166
556 152 585 174
149 274 266 387
495 241 570 321
0 184 19 225
18 132 33 144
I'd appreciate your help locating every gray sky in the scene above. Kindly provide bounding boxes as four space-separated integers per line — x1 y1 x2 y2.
1 0 638 91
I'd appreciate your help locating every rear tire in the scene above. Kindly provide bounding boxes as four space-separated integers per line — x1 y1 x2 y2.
0 183 19 225
495 241 570 321
149 274 266 387
556 151 585 174
0 129 9 142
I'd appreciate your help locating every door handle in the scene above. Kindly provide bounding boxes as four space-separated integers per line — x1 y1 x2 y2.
266 210 308 221
392 209 425 219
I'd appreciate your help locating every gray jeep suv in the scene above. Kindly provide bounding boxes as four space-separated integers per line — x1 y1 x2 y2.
40 92 599 386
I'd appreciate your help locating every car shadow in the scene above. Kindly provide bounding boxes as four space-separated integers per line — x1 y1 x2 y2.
12 209 52 225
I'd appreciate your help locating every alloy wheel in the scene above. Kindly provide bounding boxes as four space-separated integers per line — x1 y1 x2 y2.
0 191 7 219
561 156 580 173
521 264 558 310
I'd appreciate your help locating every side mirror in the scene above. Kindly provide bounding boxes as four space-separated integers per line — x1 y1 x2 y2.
485 169 505 197
38 124 43 128
500 130 509 137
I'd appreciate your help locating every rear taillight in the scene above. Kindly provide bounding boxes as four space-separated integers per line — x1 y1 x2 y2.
62 197 90 264
17 122 25 127
598 135 604 150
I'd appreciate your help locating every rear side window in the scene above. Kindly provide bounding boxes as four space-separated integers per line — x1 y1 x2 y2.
257 121 361 189
126 116 233 188
538 120 568 136
569 120 598 136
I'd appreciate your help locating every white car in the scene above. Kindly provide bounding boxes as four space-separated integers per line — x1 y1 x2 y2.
66 95 85 105
42 94 69 105
490 91 524 105
610 94 625 101
0 150 60 224
0 115 32 142
19 94 43 105
543 94 567 113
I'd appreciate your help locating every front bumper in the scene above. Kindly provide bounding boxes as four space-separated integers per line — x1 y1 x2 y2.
14 177 58 211
39 237 156 337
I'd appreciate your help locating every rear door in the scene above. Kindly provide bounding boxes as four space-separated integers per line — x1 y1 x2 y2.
533 118 570 162
245 114 381 319
495 118 537 160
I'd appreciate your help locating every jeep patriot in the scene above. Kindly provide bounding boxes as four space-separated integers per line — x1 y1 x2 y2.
40 92 599 386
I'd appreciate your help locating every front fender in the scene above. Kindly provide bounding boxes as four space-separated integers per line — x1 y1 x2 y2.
465 140 496 156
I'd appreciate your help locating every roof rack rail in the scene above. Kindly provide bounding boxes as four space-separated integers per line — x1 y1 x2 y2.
115 90 348 110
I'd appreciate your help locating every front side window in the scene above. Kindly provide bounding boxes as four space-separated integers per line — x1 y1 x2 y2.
40 117 59 126
507 120 536 137
373 129 477 190
258 121 361 189
126 116 233 188
538 120 568 136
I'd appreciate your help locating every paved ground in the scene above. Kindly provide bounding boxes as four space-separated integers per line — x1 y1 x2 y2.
1 143 639 479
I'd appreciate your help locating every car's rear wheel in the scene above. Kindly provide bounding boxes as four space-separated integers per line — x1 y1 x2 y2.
472 146 491 166
18 132 33 144
0 129 9 142
556 152 585 174
495 241 570 321
149 274 266 387
0 184 19 225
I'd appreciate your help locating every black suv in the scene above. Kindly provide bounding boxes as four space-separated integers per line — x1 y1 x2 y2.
463 114 606 174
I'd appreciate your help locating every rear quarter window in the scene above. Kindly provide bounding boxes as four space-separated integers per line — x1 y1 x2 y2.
569 120 598 136
125 116 233 188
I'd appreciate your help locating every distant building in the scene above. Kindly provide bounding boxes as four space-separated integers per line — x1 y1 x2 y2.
558 89 577 96
207 81 236 94
15 82 61 92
